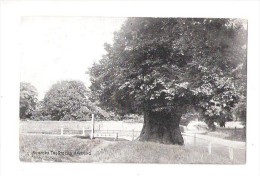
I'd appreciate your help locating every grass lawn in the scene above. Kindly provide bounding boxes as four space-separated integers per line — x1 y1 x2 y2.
20 134 244 164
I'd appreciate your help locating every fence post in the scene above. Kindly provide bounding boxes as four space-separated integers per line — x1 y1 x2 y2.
243 126 246 139
61 128 63 136
229 146 234 161
234 126 237 136
114 132 118 141
208 142 212 155
194 133 197 146
82 127 85 136
90 114 95 140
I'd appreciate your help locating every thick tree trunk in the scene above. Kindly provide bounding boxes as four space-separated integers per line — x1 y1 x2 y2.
206 120 216 131
139 110 184 145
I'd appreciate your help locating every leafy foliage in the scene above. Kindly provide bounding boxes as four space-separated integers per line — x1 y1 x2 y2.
37 80 91 121
20 82 38 119
89 18 247 127
32 80 118 121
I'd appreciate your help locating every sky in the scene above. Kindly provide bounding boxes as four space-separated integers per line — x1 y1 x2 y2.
20 17 126 99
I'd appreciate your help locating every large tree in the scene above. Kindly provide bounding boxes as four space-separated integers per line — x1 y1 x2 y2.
89 18 247 145
20 82 38 119
40 80 91 121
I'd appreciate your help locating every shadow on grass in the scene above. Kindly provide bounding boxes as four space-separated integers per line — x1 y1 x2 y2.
73 135 128 141
74 135 91 139
95 137 129 141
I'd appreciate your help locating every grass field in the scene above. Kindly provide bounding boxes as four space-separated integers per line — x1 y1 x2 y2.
19 121 246 164
20 134 244 164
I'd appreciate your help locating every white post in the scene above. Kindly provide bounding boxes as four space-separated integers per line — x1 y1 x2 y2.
132 129 135 141
90 114 95 140
194 133 197 146
61 128 63 136
114 133 118 141
208 142 212 155
82 127 85 136
229 147 234 161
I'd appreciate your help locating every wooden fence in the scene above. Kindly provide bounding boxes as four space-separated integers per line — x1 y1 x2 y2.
21 127 141 141
182 133 246 162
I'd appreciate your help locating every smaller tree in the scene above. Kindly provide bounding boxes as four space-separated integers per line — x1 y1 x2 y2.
232 99 246 124
41 80 91 121
20 82 38 119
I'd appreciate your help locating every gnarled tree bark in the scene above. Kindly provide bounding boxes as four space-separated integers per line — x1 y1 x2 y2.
139 109 184 145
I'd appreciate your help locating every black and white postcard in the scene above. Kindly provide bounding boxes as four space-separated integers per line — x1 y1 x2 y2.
1 1 260 176
19 16 247 164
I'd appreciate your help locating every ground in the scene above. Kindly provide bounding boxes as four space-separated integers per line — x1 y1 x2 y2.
19 120 246 164
20 134 245 164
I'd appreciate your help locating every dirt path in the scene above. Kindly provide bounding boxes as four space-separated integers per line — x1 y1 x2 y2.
183 133 246 149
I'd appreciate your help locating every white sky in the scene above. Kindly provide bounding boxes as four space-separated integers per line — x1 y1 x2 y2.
20 17 126 99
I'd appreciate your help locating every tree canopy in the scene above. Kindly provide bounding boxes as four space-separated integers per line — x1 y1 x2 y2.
20 82 38 119
89 17 246 144
38 80 91 121
89 18 247 124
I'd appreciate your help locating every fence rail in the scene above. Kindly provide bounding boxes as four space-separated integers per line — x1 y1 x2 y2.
182 133 246 162
20 127 141 141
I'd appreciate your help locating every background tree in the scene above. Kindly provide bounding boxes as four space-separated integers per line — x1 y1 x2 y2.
20 82 38 119
39 80 91 121
89 18 247 144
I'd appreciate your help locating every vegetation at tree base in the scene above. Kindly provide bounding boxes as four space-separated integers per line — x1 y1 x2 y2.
20 82 38 119
89 18 247 145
